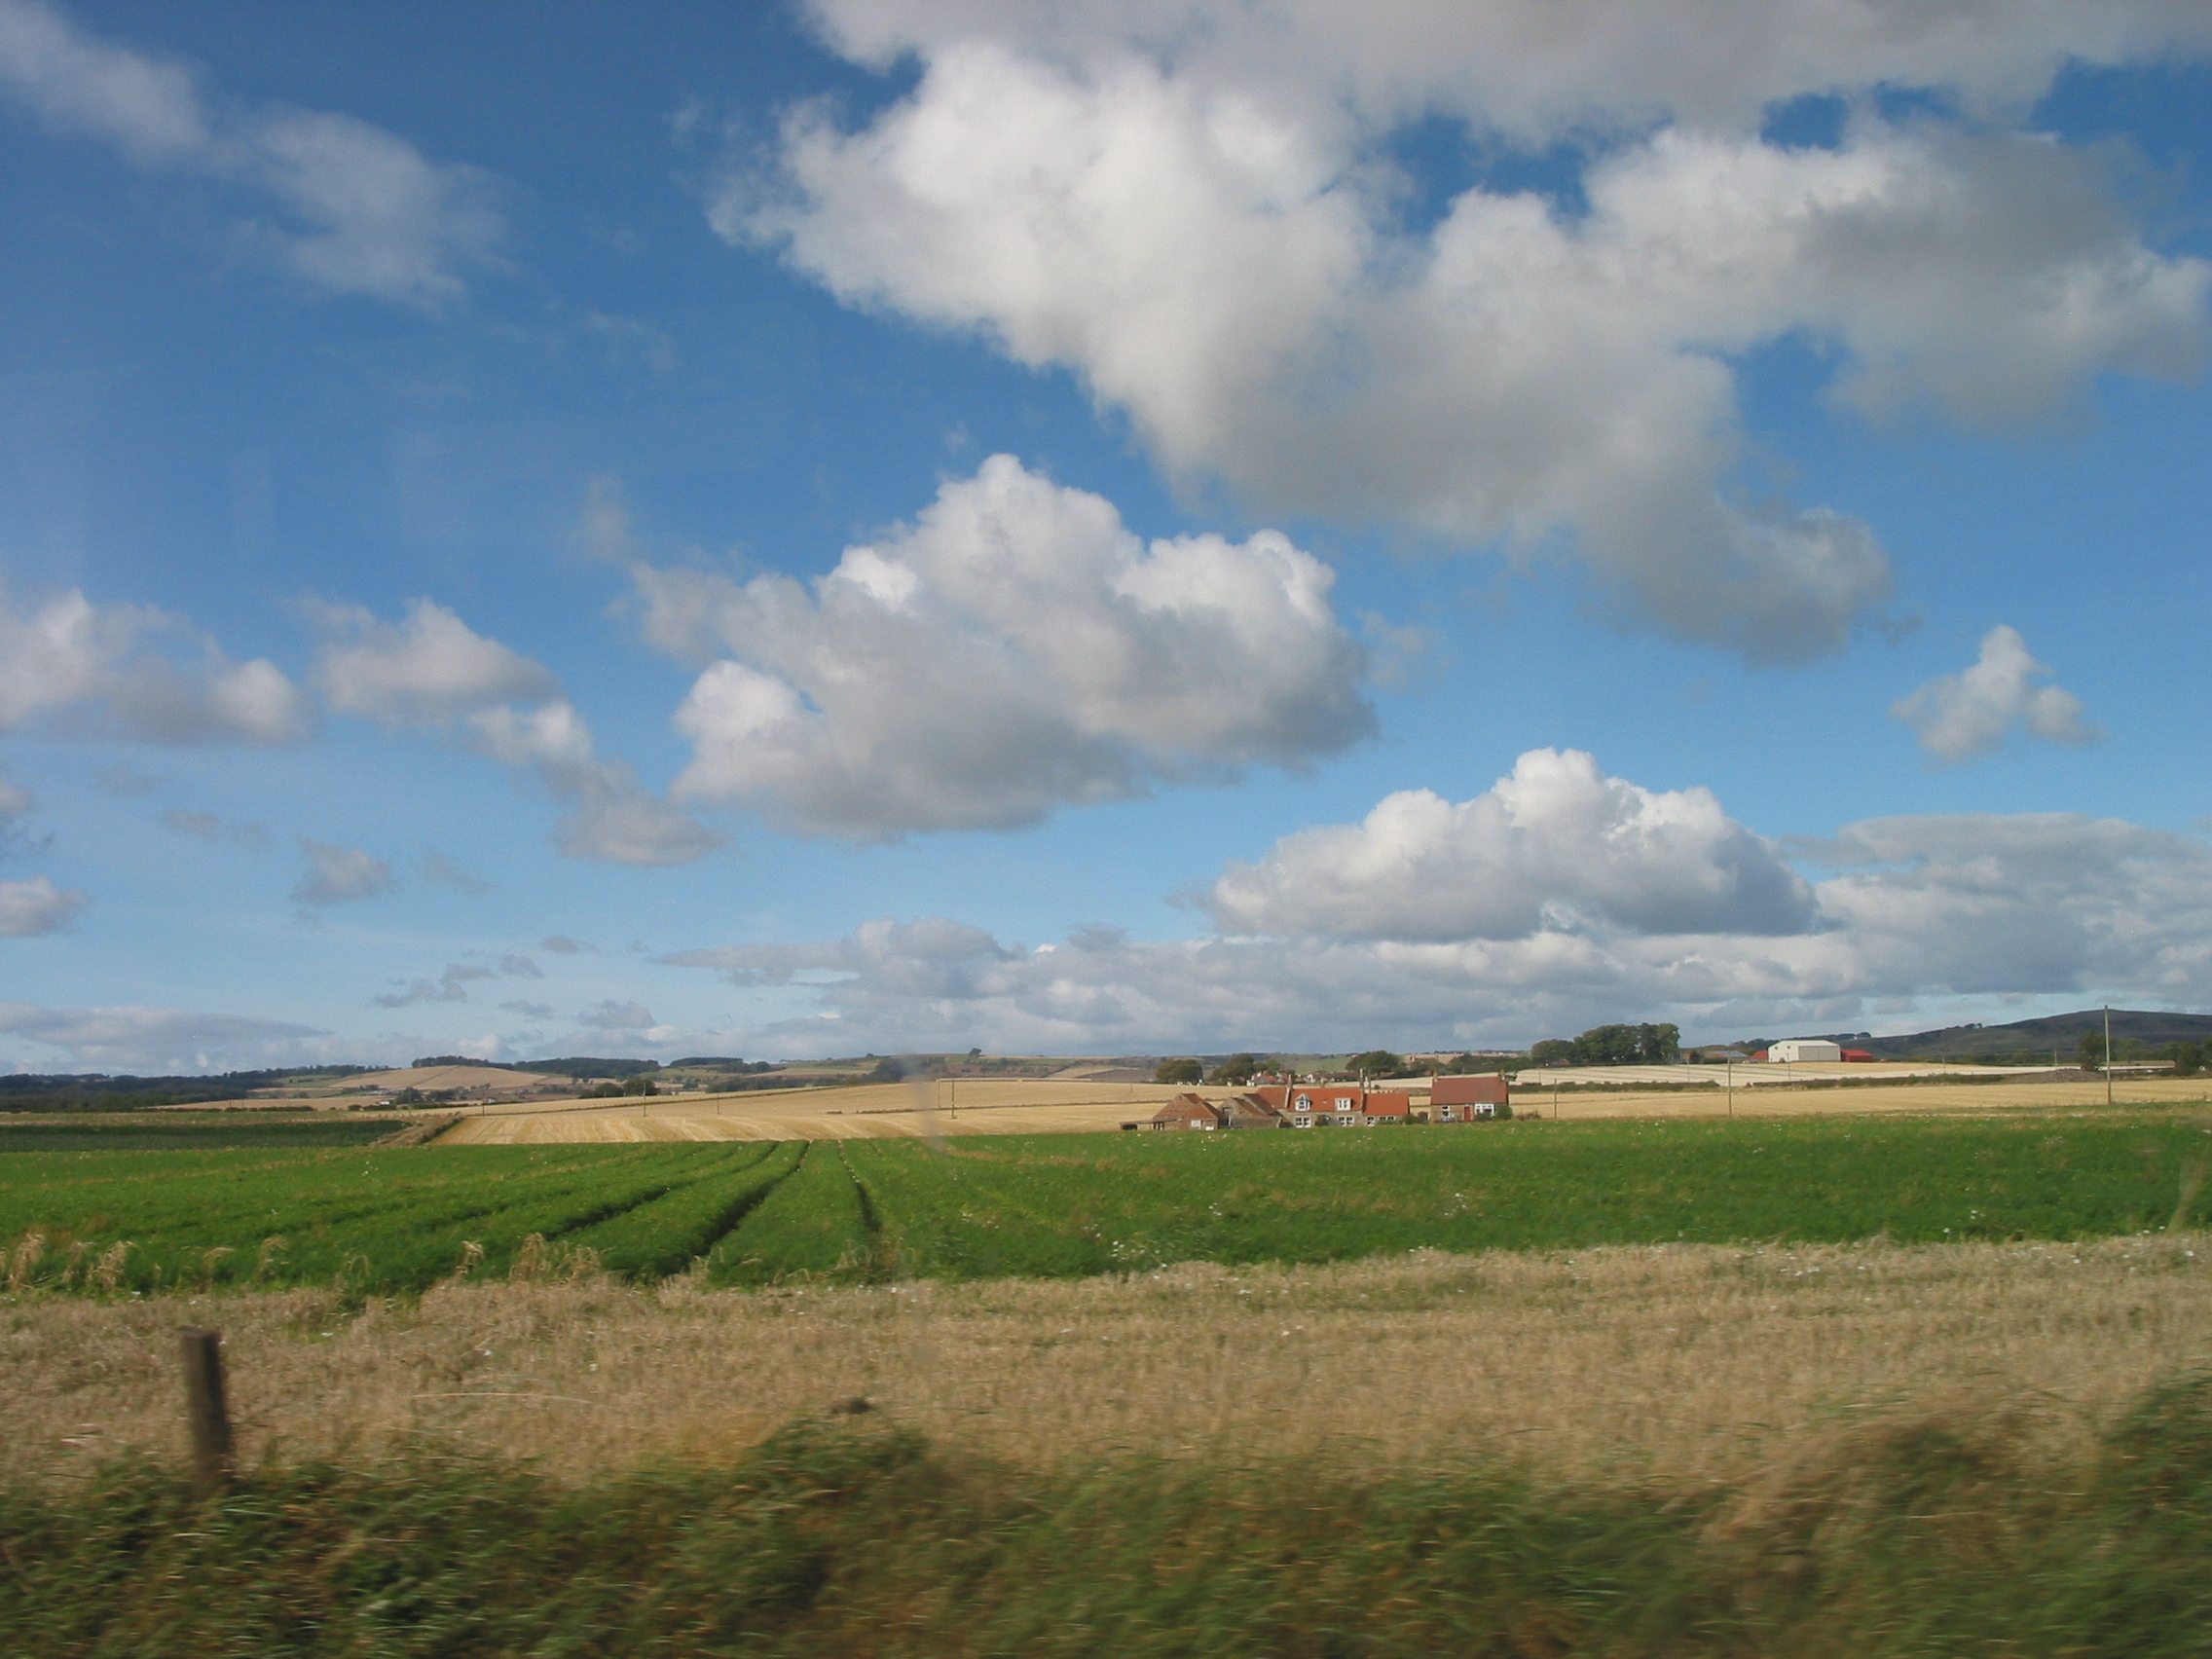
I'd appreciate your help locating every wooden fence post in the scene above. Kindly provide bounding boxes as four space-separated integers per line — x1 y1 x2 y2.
178 1327 234 1497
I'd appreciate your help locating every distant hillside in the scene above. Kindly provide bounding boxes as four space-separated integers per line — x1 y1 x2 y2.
1827 1009 2212 1062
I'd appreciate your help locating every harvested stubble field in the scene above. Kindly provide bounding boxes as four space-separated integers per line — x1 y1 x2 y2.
441 1077 1195 1143
439 1072 2212 1142
6 1232 2208 1492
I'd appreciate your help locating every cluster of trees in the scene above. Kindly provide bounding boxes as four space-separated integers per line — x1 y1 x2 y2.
1152 1051 1503 1086
2076 1032 2204 1074
1528 1023 1682 1067
584 1076 661 1098
1154 1053 1274 1085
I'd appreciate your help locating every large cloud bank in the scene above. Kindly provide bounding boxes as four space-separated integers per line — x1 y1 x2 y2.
645 454 1373 837
666 750 2212 1052
723 1 2212 659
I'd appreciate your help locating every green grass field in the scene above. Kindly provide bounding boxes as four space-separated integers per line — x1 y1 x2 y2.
3 1113 2207 1296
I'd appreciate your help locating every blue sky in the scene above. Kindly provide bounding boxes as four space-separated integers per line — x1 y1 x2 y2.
3 0 2210 1073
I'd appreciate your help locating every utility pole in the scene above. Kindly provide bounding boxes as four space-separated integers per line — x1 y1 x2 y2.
2105 1004 2114 1109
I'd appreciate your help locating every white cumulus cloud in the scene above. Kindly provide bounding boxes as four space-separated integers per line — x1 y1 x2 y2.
648 454 1372 837
1202 748 1818 940
313 598 560 727
728 4 2212 660
0 579 311 745
0 0 503 306
1892 624 2096 763
804 2 2212 142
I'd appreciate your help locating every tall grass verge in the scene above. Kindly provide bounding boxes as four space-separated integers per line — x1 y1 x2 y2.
3 1373 2208 1657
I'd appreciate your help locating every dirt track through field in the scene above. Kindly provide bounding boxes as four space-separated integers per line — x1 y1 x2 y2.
437 1075 2212 1142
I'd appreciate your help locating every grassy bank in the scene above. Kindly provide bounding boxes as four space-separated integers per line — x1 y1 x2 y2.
5 1371 2209 1658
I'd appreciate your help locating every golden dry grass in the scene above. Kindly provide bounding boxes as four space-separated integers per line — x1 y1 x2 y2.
1520 1074 2212 1121
8 1233 2205 1492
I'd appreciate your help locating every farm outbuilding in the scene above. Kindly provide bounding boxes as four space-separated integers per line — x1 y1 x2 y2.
1768 1040 1843 1063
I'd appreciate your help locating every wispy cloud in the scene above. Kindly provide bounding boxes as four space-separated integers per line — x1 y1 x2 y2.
289 838 393 908
0 998 329 1070
372 953 542 1008
311 598 721 867
419 851 490 895
0 0 504 306
0 773 49 858
0 874 89 937
163 807 270 850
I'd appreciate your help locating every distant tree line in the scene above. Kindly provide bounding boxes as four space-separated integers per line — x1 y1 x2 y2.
1150 1051 1505 1086
0 1066 369 1115
1528 1023 1682 1067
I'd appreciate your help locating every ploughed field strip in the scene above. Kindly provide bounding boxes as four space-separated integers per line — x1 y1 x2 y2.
3 1114 2208 1295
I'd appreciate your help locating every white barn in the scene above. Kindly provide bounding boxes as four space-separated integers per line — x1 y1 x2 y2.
1768 1039 1842 1063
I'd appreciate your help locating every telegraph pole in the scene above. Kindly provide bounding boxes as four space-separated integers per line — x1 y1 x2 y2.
2105 1004 2114 1109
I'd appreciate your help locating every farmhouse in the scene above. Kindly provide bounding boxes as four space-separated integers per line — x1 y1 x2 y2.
1220 1092 1290 1128
1144 1092 1225 1130
1428 1073 1509 1122
1142 1091 1289 1130
1148 1079 1512 1132
1361 1091 1412 1125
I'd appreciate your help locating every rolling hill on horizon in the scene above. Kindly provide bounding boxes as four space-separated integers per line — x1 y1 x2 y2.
1814 1009 2212 1062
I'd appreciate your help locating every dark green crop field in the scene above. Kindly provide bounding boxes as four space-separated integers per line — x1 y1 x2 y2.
3 1113 2207 1297
0 1114 403 1154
